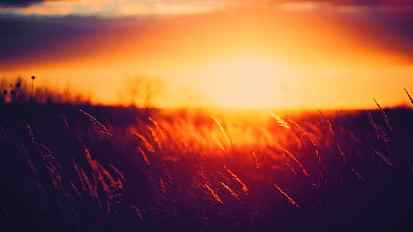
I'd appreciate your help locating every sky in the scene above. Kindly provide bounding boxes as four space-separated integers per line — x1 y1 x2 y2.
1 0 413 109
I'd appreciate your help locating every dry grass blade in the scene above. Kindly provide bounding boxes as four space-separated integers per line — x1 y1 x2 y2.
373 98 392 132
270 113 290 129
225 166 249 194
79 108 112 136
133 131 155 152
204 183 224 205
138 147 151 166
273 183 301 208
220 182 240 200
368 112 390 144
211 116 232 149
404 88 413 105
280 148 310 177
374 150 393 167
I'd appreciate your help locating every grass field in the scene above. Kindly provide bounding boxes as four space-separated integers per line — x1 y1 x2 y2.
2 2 413 231
1 100 413 231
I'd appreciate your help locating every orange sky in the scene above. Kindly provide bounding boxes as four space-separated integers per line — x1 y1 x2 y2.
1 2 413 109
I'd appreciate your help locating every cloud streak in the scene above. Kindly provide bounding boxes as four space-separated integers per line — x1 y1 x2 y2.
0 0 232 16
1 1 412 17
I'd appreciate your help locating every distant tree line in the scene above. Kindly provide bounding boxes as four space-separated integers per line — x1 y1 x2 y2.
0 76 90 104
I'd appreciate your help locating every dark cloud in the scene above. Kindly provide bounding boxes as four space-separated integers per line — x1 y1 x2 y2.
0 0 44 7
1 2 413 69
0 14 149 68
329 1 413 60
274 0 412 7
0 15 87 63
332 0 412 7
268 0 413 62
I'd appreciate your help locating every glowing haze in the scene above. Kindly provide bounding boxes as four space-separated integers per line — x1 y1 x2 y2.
1 0 413 109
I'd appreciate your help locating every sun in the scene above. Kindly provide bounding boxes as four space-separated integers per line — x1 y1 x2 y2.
196 55 287 109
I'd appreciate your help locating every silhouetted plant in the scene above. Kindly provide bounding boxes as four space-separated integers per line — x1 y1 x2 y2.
0 76 89 104
0 90 6 104
31 75 36 101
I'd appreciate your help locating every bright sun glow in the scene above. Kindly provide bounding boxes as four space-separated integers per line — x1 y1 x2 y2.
196 55 287 109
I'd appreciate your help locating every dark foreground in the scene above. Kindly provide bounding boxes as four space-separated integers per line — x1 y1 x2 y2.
1 103 413 231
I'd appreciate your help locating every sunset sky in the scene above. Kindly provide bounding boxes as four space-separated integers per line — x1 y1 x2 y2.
1 0 413 109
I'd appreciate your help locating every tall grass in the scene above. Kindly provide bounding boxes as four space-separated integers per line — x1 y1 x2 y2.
1 92 413 231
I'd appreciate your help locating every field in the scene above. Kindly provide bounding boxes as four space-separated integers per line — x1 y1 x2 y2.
1 100 413 231
2 1 413 231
